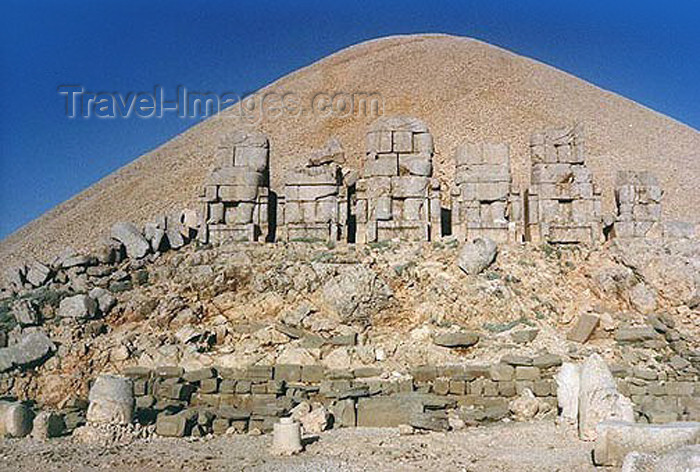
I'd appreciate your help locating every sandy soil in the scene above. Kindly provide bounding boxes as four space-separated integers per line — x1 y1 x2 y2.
0 421 602 472
2 34 699 268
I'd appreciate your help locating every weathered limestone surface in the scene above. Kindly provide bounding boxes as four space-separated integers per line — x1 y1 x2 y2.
200 130 270 243
527 125 603 244
594 420 700 466
355 117 441 243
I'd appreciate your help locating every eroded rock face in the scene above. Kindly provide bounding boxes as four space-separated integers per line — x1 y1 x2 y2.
578 354 634 441
87 375 134 425
457 237 497 275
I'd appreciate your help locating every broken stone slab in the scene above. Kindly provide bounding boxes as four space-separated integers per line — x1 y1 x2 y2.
579 354 635 441
594 420 700 466
58 294 98 319
111 222 150 259
0 401 34 438
457 237 497 275
32 411 66 440
156 412 191 437
410 411 449 431
567 314 600 343
532 353 563 369
329 399 356 427
87 374 134 425
433 332 479 348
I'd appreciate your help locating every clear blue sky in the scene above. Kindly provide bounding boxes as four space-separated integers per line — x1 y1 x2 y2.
1 0 698 240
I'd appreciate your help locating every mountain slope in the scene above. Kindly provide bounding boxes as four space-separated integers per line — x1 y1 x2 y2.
2 34 699 266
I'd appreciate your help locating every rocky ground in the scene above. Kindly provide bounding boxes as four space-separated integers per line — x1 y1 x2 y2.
2 236 699 409
1 421 598 472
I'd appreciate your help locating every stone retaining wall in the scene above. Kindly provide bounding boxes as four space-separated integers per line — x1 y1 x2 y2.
120 356 700 437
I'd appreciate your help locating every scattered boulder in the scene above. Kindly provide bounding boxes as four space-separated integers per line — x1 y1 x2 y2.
578 354 634 441
594 420 700 466
87 375 134 425
615 326 659 343
433 331 479 348
32 411 66 440
111 222 150 259
58 294 97 319
0 330 55 372
457 237 497 275
0 401 34 438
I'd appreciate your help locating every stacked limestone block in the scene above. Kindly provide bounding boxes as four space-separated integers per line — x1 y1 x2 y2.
355 116 441 243
527 125 603 244
613 171 663 239
279 140 348 243
451 142 521 243
200 130 270 243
